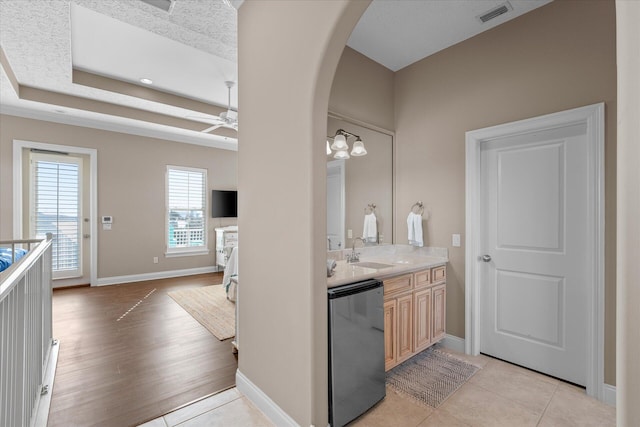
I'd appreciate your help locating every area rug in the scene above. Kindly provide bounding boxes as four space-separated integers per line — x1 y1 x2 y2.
168 284 235 341
386 347 480 408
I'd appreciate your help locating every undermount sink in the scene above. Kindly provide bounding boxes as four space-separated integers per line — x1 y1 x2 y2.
351 261 394 270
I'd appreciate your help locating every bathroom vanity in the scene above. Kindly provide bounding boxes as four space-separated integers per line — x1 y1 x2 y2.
381 265 446 370
328 245 448 371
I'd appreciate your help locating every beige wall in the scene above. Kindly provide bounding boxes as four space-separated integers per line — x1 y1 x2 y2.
394 0 617 384
0 114 237 280
330 47 395 131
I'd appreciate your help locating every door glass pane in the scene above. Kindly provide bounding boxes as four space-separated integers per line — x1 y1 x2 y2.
32 156 82 277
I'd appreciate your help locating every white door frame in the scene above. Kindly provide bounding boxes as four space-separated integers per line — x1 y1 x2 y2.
13 140 98 287
465 103 605 399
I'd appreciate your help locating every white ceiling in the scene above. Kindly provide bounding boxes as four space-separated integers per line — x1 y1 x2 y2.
0 0 553 148
348 0 553 72
70 3 238 108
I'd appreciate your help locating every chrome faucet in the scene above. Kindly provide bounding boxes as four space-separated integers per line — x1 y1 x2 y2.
347 237 365 263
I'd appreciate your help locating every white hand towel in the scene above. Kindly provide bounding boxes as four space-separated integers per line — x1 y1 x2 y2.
363 213 378 243
407 212 424 247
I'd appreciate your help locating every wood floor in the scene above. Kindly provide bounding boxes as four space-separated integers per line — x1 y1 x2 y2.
48 273 238 427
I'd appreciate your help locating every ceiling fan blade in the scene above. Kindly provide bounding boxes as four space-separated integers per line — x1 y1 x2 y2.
186 114 224 124
202 124 223 133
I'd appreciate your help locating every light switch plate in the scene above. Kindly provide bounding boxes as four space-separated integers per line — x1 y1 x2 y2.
347 229 353 239
452 234 461 247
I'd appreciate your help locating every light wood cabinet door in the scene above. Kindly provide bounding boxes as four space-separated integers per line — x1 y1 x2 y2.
396 294 414 363
414 288 432 352
384 299 397 371
432 284 446 342
432 265 446 283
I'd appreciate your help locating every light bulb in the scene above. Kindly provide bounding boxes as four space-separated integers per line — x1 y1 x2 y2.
334 150 350 160
350 139 367 156
330 134 348 151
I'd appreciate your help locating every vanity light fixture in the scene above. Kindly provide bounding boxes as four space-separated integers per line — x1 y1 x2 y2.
327 129 366 159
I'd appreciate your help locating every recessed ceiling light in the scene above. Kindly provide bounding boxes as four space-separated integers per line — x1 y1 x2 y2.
140 78 153 85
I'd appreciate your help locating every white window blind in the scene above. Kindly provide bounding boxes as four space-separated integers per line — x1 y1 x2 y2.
31 155 82 277
166 166 207 253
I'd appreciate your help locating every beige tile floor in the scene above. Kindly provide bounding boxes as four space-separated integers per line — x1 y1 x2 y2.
138 347 615 427
137 388 272 427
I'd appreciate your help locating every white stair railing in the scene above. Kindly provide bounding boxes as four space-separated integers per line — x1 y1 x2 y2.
0 235 54 427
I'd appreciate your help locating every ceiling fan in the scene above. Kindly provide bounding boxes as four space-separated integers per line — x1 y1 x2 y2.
188 81 238 133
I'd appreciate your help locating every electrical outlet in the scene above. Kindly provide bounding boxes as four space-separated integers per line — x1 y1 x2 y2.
452 234 461 247
347 229 353 239
153 257 159 264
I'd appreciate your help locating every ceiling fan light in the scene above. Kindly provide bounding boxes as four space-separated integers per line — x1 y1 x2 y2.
326 140 332 155
350 139 367 156
334 150 350 160
331 134 348 151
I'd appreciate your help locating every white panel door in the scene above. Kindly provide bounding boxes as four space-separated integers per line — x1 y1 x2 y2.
480 123 589 385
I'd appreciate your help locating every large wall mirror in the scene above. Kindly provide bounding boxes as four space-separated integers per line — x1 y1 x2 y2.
327 115 393 250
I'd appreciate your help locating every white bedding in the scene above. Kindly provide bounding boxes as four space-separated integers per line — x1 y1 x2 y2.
223 246 238 301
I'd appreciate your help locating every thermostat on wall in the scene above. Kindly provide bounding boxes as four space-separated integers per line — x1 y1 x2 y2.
101 216 113 224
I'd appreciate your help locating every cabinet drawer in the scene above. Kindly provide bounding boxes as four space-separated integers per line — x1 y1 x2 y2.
414 269 431 288
383 274 413 296
432 265 446 283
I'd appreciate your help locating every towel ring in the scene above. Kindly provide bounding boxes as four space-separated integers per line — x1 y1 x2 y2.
411 201 424 214
364 203 376 214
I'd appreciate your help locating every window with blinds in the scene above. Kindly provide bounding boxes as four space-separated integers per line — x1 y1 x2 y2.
31 154 82 278
166 166 207 253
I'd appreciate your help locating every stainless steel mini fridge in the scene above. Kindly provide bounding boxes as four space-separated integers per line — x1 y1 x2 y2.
328 279 385 427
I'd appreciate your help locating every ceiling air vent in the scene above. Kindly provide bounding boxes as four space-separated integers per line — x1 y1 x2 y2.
139 0 175 13
477 1 513 24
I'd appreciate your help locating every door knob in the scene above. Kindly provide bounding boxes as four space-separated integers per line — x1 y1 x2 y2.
482 254 492 262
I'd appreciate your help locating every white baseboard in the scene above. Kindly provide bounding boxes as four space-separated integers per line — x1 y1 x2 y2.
33 339 60 427
95 266 217 286
236 370 298 427
441 334 466 353
603 384 616 407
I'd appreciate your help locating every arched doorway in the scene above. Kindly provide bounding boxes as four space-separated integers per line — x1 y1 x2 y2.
236 2 370 426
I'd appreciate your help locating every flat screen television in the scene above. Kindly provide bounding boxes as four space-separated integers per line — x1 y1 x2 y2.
211 190 237 218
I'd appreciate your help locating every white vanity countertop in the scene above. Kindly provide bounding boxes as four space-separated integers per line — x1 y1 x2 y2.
327 245 448 288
